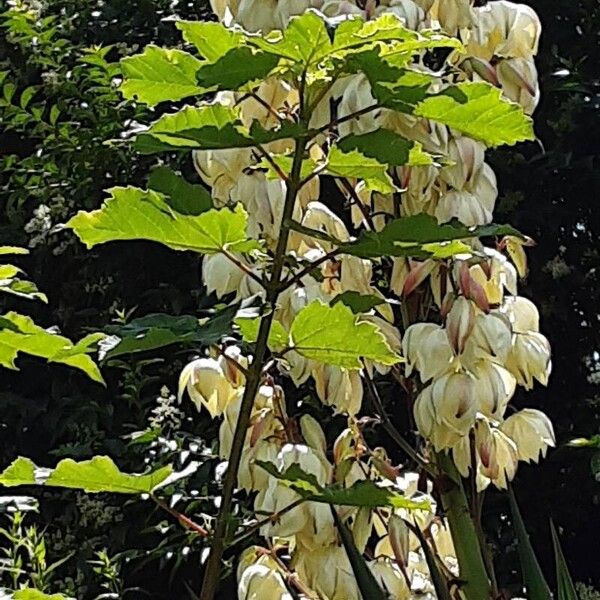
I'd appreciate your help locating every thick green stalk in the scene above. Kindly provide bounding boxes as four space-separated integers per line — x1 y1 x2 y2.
199 136 307 600
436 453 492 600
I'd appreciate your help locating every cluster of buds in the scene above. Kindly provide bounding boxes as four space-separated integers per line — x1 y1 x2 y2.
178 0 552 597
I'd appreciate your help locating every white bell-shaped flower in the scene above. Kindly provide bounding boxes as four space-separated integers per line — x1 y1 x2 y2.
496 57 540 114
313 364 364 415
202 253 246 299
237 564 293 600
501 408 555 463
505 330 552 389
414 372 478 450
404 322 454 381
293 542 362 600
178 358 239 418
474 417 519 490
470 0 541 59
236 0 280 32
336 74 379 137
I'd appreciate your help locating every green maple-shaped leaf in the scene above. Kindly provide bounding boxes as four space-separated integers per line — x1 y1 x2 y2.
289 300 401 369
196 47 279 91
333 13 462 59
339 214 522 258
148 166 212 215
0 266 47 302
325 146 396 193
0 312 104 382
134 104 305 154
250 10 332 66
14 590 69 600
176 20 244 62
44 456 172 494
337 129 433 167
67 187 260 255
235 315 288 351
135 104 248 152
414 82 534 147
0 457 36 487
120 46 204 106
0 246 29 256
0 456 172 495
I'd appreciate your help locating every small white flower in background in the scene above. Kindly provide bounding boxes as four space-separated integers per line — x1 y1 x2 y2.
149 386 183 430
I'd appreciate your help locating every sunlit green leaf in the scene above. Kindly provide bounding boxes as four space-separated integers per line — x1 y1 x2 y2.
44 456 172 494
68 187 260 254
13 590 68 600
250 10 331 65
0 457 36 487
333 13 462 59
0 312 104 383
235 316 288 351
135 104 305 153
176 20 244 62
0 456 172 495
135 104 248 152
414 82 534 147
120 46 203 106
289 300 401 369
0 273 47 302
325 146 395 193
0 246 29 256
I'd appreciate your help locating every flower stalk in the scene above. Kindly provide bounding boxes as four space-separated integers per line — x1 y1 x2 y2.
199 132 308 600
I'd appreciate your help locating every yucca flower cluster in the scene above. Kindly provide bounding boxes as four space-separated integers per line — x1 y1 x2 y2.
175 0 554 597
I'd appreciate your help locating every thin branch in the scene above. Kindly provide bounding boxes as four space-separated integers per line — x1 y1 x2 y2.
199 111 310 600
229 498 306 547
340 177 375 231
238 92 285 124
362 368 434 476
279 249 339 292
311 103 379 137
220 249 266 288
151 495 209 537
213 345 250 380
255 143 289 183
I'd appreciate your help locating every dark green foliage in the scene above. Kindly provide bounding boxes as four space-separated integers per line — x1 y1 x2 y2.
487 0 600 590
0 1 218 597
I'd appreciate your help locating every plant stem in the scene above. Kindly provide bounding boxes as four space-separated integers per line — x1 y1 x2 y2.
151 495 209 537
436 452 492 600
199 135 308 600
362 369 433 475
